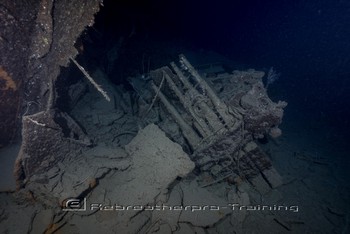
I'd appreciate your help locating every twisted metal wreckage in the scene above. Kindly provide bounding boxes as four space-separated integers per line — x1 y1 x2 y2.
149 54 287 187
0 0 287 198
15 54 287 195
1 0 290 232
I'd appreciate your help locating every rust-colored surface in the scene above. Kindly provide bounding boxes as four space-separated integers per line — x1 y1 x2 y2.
0 1 37 148
0 66 20 147
0 66 17 91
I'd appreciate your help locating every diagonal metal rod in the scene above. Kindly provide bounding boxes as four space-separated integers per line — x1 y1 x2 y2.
179 54 238 126
151 82 201 150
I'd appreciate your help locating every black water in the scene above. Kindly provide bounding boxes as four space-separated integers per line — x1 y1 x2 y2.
86 0 350 136
79 1 350 231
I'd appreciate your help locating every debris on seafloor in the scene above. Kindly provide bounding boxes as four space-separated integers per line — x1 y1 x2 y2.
149 54 286 188
3 54 289 233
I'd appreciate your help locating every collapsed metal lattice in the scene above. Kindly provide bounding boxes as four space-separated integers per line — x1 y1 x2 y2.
150 55 283 186
151 55 242 150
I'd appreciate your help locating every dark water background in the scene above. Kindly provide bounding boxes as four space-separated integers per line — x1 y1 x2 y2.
72 1 350 231
86 0 350 138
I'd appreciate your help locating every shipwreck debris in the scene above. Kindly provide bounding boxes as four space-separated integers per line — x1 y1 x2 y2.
8 54 287 233
149 55 287 188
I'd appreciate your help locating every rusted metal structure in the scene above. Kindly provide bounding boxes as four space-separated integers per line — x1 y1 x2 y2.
150 55 287 186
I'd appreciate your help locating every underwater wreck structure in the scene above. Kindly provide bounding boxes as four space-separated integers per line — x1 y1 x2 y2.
149 54 287 187
1 0 289 232
14 54 287 196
